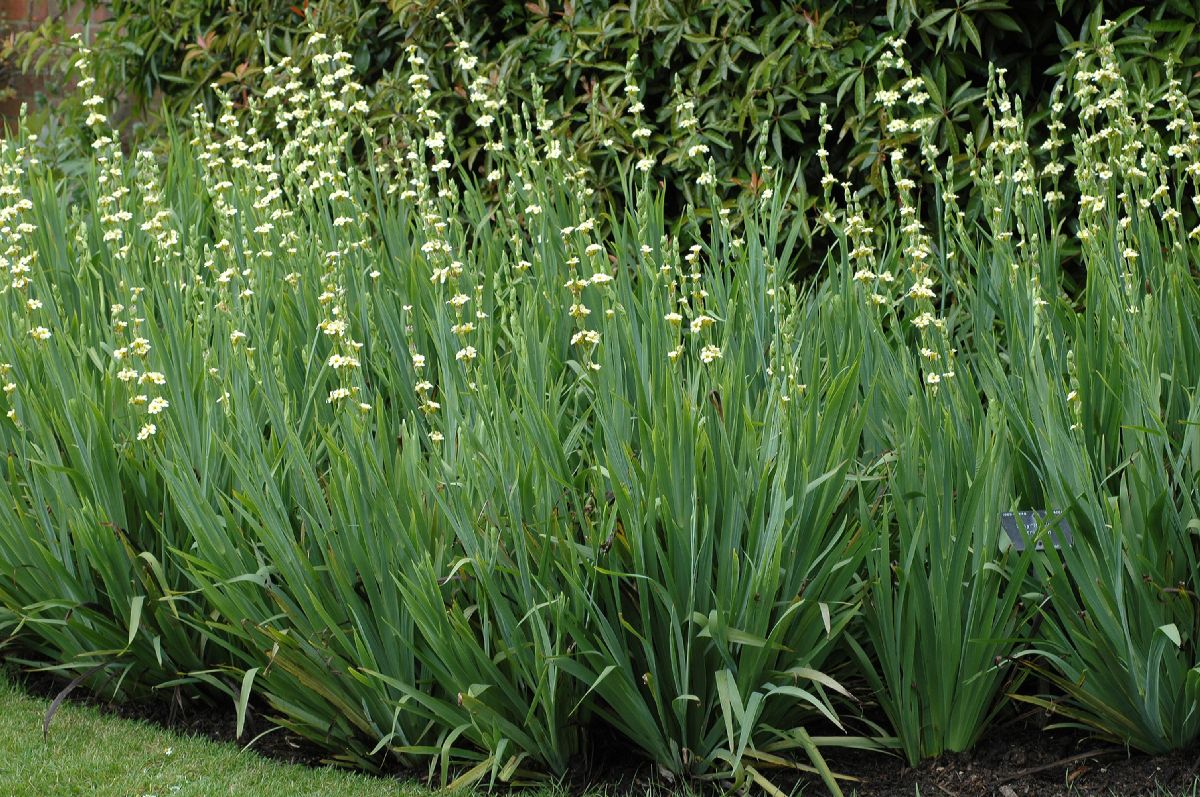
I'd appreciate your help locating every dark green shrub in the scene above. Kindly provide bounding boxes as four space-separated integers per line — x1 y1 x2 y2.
14 1 1200 239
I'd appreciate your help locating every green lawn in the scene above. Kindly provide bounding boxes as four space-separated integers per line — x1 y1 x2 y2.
0 673 425 797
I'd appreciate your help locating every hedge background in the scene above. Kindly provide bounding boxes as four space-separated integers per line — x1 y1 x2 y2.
6 1 1200 243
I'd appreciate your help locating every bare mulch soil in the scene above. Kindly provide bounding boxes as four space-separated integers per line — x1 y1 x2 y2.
790 711 1200 796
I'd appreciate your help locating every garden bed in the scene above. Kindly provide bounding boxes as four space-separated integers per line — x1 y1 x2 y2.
2 12 1200 797
816 724 1199 796
21 668 1199 797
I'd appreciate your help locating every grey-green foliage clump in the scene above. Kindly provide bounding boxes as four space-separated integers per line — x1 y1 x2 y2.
0 17 1197 797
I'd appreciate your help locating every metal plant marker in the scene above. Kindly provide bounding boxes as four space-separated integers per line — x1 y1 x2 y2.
999 510 1074 551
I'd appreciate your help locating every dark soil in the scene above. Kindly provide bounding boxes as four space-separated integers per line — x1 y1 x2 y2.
11 667 1200 796
792 714 1200 796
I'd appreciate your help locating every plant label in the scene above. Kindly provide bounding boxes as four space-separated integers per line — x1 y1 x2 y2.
999 510 1073 551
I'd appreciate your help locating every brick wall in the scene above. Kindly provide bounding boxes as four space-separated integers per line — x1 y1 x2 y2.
2 1 103 123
